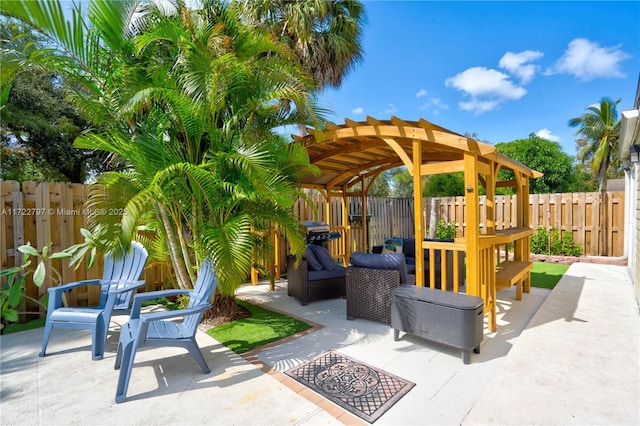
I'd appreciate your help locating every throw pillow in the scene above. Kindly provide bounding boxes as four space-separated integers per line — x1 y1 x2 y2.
309 244 338 271
382 238 403 254
304 245 324 271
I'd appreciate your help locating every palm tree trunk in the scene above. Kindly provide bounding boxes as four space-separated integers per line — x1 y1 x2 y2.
158 203 193 289
428 198 439 239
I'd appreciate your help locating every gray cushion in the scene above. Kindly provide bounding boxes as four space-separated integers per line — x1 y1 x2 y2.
309 244 338 271
304 246 323 271
350 252 410 284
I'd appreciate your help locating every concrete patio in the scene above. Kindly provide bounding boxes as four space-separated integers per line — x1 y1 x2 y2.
1 262 638 425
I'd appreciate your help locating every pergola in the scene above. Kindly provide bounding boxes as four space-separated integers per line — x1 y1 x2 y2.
292 116 542 331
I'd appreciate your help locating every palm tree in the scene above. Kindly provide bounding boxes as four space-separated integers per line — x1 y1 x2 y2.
569 97 622 193
240 0 366 133
1 0 322 316
568 97 622 255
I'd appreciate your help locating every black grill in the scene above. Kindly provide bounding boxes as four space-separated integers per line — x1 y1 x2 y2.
301 221 340 244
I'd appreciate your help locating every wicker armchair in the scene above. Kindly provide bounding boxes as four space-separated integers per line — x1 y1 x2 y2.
287 255 346 306
345 252 415 325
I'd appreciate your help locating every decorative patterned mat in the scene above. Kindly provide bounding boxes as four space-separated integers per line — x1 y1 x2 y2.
285 350 415 423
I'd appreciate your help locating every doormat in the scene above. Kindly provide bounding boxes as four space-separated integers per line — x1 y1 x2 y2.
285 350 414 423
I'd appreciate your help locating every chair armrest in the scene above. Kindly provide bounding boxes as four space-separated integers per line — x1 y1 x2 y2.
130 289 193 319
48 279 102 294
287 255 309 302
46 279 102 312
139 304 211 323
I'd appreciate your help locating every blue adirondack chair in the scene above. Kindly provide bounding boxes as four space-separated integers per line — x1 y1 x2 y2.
40 241 148 360
114 258 218 403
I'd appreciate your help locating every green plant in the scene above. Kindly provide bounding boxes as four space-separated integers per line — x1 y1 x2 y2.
530 226 582 256
0 242 71 325
435 220 457 240
531 227 549 253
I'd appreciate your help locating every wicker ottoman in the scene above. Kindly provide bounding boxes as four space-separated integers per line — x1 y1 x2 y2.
391 285 484 364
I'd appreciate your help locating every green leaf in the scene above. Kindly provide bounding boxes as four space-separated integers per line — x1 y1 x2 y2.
33 261 46 287
3 308 19 323
50 252 72 259
87 247 97 269
18 244 40 257
42 244 49 258
0 267 21 278
69 245 90 269
8 276 23 305
80 228 93 240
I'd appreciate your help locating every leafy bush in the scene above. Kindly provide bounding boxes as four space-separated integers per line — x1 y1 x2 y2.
435 220 457 240
530 226 582 256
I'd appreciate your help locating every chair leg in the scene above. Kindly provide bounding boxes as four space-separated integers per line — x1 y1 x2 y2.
92 317 105 361
39 322 54 357
185 338 210 374
114 320 141 403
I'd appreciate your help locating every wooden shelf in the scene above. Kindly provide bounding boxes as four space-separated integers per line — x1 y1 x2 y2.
479 227 533 248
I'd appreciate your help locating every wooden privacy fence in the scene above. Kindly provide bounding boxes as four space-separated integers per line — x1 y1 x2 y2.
0 180 166 317
294 190 625 257
0 180 625 317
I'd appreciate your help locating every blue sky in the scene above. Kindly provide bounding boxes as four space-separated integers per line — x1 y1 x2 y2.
318 1 640 155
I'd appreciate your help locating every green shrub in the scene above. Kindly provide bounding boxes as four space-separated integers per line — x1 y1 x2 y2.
530 226 582 256
531 227 549 253
435 220 457 240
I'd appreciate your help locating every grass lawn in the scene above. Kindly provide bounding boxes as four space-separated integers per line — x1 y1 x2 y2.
206 299 311 354
530 261 570 289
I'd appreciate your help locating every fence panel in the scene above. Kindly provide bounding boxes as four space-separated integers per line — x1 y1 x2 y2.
1 180 626 319
1 181 166 319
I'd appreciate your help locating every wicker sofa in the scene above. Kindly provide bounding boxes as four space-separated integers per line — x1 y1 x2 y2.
345 252 416 325
286 245 346 306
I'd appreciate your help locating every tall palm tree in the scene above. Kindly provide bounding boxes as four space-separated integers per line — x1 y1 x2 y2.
240 0 366 133
568 97 622 255
1 0 321 310
569 97 622 193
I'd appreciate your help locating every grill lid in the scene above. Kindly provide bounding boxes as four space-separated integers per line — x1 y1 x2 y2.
300 221 330 233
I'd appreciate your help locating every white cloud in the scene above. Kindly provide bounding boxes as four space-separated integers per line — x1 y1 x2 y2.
499 50 543 84
352 107 364 115
416 89 427 98
536 128 561 142
420 96 449 112
459 99 500 114
383 103 397 115
445 67 526 114
545 38 630 81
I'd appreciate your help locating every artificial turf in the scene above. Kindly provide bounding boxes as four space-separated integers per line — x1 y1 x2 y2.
206 299 311 354
530 261 570 289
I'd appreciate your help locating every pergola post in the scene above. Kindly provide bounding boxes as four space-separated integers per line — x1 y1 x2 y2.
463 145 480 298
341 185 349 265
412 138 424 287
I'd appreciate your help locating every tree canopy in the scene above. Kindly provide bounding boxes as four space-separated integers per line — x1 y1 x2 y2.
495 134 575 194
0 19 115 182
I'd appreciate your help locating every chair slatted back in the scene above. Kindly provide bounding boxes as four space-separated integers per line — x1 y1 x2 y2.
184 259 218 330
100 242 149 309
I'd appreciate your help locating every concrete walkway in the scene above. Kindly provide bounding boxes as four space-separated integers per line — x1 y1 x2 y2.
0 263 638 425
464 262 640 425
